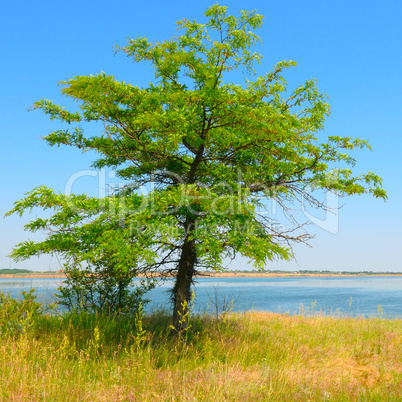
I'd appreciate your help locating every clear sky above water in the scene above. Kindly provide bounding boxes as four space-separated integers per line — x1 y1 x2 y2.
1 0 401 272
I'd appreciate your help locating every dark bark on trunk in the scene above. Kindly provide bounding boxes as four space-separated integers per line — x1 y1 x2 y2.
172 219 196 331
171 125 206 331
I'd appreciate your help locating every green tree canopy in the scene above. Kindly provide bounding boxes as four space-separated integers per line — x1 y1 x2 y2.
6 4 386 329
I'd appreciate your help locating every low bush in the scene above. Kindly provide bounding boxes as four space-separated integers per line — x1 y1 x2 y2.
0 289 43 334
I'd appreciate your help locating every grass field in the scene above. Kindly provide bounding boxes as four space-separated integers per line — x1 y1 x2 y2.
0 292 401 401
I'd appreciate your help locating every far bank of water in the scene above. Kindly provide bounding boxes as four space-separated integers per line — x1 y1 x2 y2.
0 276 401 318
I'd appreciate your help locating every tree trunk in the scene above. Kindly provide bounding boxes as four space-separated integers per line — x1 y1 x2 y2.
172 220 196 331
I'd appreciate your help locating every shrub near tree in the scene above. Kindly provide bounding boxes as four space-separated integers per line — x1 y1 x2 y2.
7 4 386 330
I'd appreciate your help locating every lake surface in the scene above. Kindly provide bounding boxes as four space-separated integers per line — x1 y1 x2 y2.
1 276 401 318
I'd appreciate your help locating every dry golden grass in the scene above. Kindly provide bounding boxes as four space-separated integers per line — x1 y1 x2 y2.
0 309 401 401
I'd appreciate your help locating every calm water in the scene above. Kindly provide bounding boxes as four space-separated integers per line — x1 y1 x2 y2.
1 276 401 318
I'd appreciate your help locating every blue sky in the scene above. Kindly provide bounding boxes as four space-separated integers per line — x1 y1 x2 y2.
1 0 401 271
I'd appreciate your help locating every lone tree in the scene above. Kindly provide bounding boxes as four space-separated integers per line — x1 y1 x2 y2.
7 4 385 330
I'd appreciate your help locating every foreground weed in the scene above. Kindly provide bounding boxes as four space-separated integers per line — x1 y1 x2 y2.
134 302 147 349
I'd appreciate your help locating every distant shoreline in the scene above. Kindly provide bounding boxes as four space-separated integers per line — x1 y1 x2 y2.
198 272 402 278
0 273 66 279
1 272 401 279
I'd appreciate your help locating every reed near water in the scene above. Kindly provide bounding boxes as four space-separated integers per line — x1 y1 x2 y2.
0 291 401 401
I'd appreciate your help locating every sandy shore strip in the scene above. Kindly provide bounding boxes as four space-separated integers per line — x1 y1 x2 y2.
1 272 401 279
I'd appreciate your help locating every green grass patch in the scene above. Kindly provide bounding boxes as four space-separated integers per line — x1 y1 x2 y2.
0 298 401 401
